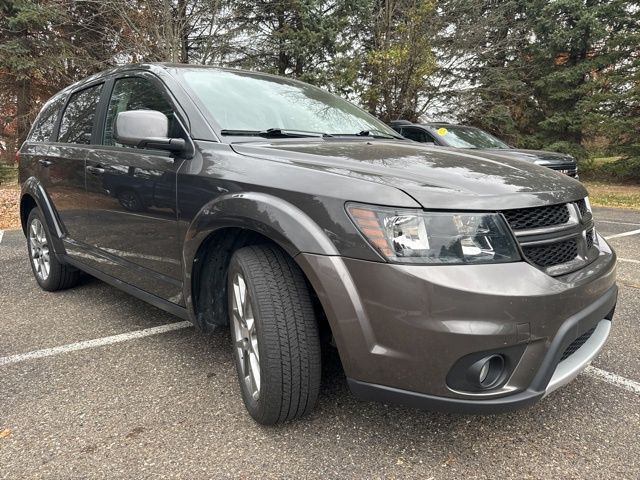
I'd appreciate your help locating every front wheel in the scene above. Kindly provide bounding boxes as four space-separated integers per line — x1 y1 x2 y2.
228 244 321 425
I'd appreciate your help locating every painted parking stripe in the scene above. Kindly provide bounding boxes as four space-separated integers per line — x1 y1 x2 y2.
619 258 640 264
1 320 639 399
0 230 4 244
605 228 640 240
0 321 193 366
586 366 640 395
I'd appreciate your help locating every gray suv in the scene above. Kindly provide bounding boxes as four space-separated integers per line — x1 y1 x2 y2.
18 64 617 424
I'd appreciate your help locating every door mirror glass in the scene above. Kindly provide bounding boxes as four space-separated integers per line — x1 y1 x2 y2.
114 110 186 153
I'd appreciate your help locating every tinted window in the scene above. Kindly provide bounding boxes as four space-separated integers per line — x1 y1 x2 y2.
58 84 103 144
29 98 64 142
29 98 63 142
103 77 175 146
402 127 432 143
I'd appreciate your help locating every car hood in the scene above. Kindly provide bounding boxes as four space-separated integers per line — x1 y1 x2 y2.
479 148 576 166
231 140 587 210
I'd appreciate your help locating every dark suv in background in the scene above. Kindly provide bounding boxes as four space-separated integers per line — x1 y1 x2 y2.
391 120 579 178
19 64 616 424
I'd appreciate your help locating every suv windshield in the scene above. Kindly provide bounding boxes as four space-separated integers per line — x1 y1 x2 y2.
431 126 509 149
178 69 399 137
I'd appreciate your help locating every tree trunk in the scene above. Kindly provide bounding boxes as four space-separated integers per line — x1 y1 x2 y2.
178 0 189 63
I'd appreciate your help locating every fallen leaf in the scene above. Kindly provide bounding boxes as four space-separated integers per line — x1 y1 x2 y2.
0 429 12 438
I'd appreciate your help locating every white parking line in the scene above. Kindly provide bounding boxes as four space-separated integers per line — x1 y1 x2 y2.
1 320 639 400
0 321 193 366
605 228 640 240
586 366 640 395
619 258 640 264
0 230 4 244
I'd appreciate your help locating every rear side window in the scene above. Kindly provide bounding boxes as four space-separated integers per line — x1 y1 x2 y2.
103 77 175 147
28 98 63 142
58 84 103 144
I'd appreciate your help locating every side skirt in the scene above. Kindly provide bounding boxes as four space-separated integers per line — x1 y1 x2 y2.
62 254 194 323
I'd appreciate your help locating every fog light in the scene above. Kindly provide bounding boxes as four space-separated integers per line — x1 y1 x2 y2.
469 354 505 389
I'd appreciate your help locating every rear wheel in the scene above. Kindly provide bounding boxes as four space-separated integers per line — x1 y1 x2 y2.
27 208 80 291
227 244 321 425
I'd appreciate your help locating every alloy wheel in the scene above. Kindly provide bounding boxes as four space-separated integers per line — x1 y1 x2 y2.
231 273 260 400
29 218 50 281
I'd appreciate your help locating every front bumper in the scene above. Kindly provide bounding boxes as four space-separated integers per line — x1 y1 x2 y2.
347 316 612 414
296 237 617 413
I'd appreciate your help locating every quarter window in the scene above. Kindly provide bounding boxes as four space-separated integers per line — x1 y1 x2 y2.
29 98 64 142
103 77 175 147
58 84 103 144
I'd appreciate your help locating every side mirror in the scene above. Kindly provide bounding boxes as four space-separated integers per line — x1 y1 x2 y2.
114 110 186 154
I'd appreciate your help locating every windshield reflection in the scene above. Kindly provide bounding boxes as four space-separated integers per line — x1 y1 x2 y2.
179 69 399 137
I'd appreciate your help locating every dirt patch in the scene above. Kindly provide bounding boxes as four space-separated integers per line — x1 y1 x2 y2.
0 185 21 230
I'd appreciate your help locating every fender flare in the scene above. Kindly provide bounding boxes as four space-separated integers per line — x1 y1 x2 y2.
182 191 338 267
182 192 339 323
20 176 67 256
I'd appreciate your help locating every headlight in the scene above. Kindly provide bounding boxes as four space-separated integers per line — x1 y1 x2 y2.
347 203 521 264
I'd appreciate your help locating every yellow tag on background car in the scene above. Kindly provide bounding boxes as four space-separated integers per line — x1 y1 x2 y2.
437 127 448 136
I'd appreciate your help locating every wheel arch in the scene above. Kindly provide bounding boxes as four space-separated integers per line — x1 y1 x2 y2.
183 192 338 331
19 177 66 255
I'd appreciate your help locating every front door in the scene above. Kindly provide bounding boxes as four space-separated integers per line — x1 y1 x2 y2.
81 75 185 303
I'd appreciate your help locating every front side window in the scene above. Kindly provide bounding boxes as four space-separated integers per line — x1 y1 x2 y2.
402 127 432 143
29 97 64 142
58 84 103 144
179 69 399 137
103 77 175 147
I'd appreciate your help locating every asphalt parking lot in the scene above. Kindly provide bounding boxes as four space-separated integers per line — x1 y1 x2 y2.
1 208 639 479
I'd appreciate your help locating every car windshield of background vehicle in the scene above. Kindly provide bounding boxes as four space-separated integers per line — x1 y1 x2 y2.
179 69 399 137
436 126 510 149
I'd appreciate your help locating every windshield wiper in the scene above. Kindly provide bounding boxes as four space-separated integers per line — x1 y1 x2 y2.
357 129 404 139
220 128 331 138
333 129 403 139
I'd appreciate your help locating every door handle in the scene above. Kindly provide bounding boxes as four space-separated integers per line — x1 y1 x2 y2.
86 165 105 175
38 159 53 167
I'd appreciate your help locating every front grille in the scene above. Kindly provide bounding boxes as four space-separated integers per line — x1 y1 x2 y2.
576 199 587 217
502 204 570 230
549 165 578 177
560 326 596 361
586 229 594 250
502 200 593 273
522 238 578 268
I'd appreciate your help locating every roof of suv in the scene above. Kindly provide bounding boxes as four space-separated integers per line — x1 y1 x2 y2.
67 63 307 91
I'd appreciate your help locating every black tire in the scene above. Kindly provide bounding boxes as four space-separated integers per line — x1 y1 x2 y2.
227 244 321 425
26 208 80 291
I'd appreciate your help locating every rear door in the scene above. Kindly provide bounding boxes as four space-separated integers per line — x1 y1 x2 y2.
81 74 186 302
44 83 104 241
